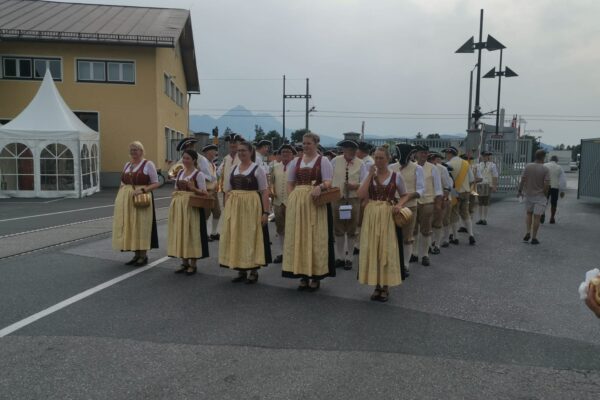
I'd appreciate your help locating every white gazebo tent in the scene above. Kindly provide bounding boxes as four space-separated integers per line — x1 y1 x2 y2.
0 71 100 198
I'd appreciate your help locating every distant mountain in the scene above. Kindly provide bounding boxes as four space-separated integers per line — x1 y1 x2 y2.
190 105 288 141
189 105 341 146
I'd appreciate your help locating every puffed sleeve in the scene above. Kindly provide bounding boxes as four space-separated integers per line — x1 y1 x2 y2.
432 166 443 196
255 167 268 191
287 158 299 182
144 161 159 184
198 156 215 182
320 157 333 181
415 165 425 197
359 163 369 182
195 171 207 191
396 173 407 196
224 166 235 192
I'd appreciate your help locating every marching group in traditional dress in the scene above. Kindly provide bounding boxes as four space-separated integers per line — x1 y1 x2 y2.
112 132 499 302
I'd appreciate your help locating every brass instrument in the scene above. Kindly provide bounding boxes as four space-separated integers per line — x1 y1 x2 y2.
167 159 184 181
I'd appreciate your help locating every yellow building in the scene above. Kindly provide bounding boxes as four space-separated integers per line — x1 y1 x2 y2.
0 0 199 186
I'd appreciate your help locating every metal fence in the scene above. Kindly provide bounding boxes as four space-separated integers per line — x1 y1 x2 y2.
486 138 533 193
578 138 600 200
365 137 532 193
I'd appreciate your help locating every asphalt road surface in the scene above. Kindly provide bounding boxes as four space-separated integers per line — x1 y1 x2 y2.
1 174 600 400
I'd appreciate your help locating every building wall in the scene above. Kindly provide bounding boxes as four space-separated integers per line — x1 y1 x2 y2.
155 45 189 174
0 41 192 187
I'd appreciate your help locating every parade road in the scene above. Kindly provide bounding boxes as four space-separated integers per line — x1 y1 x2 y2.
1 174 600 399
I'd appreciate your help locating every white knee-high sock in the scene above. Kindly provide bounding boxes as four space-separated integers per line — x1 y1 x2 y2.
347 237 356 261
418 235 430 259
403 244 413 267
482 206 488 220
335 236 345 260
433 228 442 246
464 218 474 236
279 233 285 254
211 217 219 235
478 206 484 221
443 225 450 242
452 223 458 237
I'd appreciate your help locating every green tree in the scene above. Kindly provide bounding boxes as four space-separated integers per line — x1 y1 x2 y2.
254 125 266 142
264 130 283 149
426 133 440 139
416 132 423 139
291 128 309 144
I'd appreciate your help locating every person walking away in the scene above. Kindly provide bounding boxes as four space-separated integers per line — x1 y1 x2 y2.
543 155 566 224
518 149 550 245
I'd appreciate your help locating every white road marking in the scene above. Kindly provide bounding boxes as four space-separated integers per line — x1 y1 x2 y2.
0 206 170 240
0 256 170 338
0 197 171 223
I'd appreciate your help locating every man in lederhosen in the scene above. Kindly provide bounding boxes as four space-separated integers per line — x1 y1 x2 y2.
413 145 443 266
255 139 272 176
428 152 453 254
476 150 499 225
353 141 374 255
270 144 296 263
215 134 242 240
445 146 476 245
202 144 221 241
331 139 366 270
390 143 424 270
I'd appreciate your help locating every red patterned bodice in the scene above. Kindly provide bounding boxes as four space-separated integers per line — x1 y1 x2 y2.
368 172 397 202
294 156 323 186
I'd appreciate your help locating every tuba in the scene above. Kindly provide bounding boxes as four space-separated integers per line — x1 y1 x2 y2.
167 159 184 181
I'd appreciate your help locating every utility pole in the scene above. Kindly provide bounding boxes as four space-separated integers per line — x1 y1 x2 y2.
283 76 312 140
305 78 309 131
282 75 286 142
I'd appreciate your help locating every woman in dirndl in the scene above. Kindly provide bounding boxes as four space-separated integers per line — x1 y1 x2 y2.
112 141 160 266
357 146 410 302
282 132 335 292
218 141 272 284
168 149 210 275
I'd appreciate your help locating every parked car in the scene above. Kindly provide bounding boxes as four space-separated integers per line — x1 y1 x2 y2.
569 161 578 171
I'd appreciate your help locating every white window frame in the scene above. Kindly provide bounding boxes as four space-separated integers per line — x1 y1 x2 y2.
107 61 135 83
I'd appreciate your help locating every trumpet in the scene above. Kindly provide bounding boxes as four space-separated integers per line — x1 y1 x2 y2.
167 160 184 181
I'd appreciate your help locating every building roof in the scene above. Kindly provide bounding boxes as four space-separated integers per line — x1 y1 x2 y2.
0 0 199 92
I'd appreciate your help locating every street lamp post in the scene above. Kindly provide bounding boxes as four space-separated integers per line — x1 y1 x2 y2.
483 49 518 136
455 9 506 129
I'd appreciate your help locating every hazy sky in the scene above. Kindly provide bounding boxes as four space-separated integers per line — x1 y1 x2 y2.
56 0 600 145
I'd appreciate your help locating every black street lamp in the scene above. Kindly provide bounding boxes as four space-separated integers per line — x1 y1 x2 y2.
455 9 505 128
483 48 518 136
